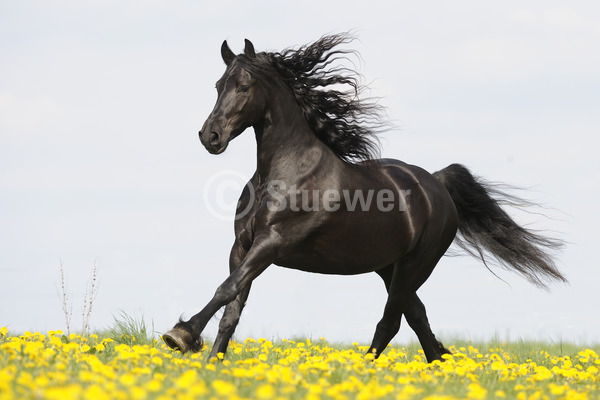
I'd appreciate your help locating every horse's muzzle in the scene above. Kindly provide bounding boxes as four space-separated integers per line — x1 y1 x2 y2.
199 129 228 154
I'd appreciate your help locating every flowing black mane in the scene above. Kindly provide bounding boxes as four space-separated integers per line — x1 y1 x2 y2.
238 33 385 163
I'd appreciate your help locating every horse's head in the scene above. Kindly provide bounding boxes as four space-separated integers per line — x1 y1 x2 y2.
199 39 267 154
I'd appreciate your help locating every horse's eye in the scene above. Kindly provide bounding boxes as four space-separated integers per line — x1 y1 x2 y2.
239 85 250 93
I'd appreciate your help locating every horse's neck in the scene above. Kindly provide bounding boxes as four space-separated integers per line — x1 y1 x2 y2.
254 99 334 181
254 125 327 182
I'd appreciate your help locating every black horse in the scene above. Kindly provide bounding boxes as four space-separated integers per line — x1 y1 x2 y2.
163 34 565 362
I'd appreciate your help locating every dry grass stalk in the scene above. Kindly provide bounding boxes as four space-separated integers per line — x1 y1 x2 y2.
81 261 99 337
57 260 73 336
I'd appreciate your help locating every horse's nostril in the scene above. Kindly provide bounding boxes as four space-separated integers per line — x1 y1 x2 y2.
209 131 220 145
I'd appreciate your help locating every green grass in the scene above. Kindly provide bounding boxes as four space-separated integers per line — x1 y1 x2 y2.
101 310 155 346
1 318 599 399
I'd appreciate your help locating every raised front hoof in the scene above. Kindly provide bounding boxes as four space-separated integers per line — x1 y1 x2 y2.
162 328 203 353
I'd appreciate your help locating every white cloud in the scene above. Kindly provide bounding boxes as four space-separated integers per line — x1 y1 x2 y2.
542 6 587 28
0 93 65 135
453 38 535 81
511 5 592 30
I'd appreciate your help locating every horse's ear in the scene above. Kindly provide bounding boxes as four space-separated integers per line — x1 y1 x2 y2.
244 39 256 59
221 40 236 66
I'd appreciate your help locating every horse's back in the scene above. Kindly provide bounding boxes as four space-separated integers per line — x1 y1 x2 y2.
361 158 451 200
362 157 458 232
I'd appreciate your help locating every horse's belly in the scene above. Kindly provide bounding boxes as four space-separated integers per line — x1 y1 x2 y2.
275 257 384 275
274 224 410 275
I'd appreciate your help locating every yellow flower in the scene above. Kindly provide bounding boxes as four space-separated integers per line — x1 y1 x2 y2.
255 383 276 399
548 383 568 396
44 384 82 400
118 373 136 387
2 328 600 400
212 379 236 396
151 356 163 367
175 370 197 388
205 363 216 371
467 383 487 400
146 379 162 393
83 384 111 400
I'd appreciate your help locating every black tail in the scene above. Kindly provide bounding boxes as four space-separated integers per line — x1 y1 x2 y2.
434 163 566 288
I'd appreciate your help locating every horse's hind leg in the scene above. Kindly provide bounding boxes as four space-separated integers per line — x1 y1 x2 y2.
375 266 450 362
368 223 455 359
367 266 410 358
404 294 451 362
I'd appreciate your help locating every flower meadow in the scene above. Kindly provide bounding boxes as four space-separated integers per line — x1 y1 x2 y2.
0 327 599 400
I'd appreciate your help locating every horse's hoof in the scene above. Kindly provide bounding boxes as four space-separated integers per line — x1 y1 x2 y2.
162 328 192 353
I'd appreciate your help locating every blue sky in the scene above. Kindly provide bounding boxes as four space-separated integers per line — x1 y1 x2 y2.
1 1 599 344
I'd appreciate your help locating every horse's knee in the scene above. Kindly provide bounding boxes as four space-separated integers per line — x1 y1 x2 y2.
214 283 240 305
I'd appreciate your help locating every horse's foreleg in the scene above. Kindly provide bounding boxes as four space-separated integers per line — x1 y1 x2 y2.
209 242 251 358
209 284 251 358
163 233 277 353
